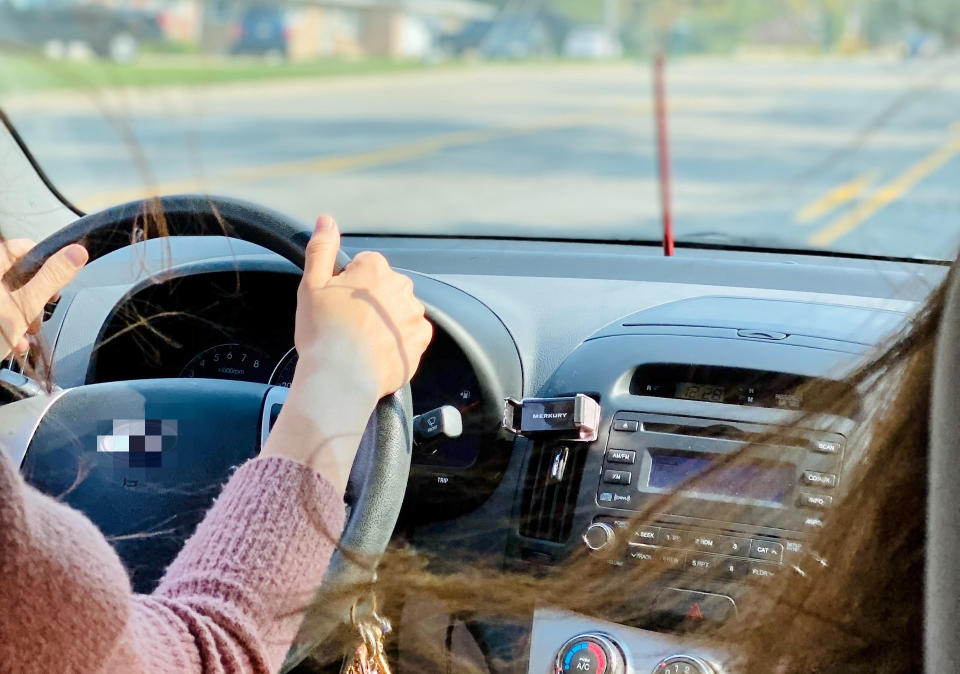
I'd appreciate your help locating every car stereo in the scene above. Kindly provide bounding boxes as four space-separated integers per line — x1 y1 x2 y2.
594 412 842 532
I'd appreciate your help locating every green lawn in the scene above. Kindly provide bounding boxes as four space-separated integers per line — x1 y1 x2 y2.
0 53 431 94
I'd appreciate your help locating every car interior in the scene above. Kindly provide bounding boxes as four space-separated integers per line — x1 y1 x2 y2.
1 4 959 668
1 103 955 673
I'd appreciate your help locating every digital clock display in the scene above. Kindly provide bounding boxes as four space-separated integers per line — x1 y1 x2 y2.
675 382 726 403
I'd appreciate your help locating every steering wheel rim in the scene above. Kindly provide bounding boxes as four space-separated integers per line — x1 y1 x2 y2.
5 194 414 670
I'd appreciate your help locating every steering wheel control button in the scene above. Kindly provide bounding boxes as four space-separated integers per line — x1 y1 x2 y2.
583 522 616 552
606 449 637 464
613 419 640 433
555 634 625 674
652 655 718 674
799 492 833 509
749 540 784 563
802 470 837 488
653 589 736 629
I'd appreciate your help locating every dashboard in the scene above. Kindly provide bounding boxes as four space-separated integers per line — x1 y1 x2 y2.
34 233 945 674
87 269 514 515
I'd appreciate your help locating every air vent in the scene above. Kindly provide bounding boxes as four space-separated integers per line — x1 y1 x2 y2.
518 441 586 543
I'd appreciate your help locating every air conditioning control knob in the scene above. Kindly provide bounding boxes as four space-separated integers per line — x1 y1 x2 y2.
555 633 625 674
582 522 616 552
652 654 720 674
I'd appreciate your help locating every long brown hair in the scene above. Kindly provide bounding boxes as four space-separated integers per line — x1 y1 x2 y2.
291 280 945 673
5 214 941 673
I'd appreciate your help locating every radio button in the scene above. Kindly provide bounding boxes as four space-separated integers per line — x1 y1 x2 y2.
603 469 632 485
748 562 780 581
717 535 752 557
812 437 843 454
606 449 636 465
613 419 640 432
660 529 688 547
627 544 659 564
629 526 661 546
686 553 723 574
658 549 686 569
597 516 629 530
718 556 751 581
749 540 784 563
799 492 833 509
690 532 721 552
802 470 837 488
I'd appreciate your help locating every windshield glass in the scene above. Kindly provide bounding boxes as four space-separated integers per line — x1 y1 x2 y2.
1 0 957 259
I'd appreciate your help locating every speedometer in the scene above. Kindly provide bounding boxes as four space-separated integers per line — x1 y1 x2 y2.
269 330 486 469
180 343 273 383
270 348 298 388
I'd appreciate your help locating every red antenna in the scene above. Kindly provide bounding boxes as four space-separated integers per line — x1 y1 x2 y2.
653 51 674 256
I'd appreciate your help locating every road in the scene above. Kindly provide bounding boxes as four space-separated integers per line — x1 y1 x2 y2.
4 56 960 260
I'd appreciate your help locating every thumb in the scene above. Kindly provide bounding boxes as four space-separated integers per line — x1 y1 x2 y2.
302 215 340 289
14 244 88 320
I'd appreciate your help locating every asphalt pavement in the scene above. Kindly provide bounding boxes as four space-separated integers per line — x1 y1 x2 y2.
4 55 960 260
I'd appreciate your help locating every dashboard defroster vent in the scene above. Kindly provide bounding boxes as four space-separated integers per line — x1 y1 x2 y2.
518 441 586 543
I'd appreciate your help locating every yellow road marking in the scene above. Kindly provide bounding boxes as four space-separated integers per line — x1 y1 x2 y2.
78 114 600 212
793 171 877 224
808 124 960 247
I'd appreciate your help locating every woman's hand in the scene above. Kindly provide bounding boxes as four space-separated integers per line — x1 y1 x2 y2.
260 216 433 492
0 239 88 360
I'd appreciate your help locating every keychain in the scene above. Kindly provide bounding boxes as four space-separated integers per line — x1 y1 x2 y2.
342 597 392 674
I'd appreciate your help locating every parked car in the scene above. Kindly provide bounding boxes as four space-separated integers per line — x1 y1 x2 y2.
0 0 164 62
563 25 623 60
229 5 290 60
437 19 493 58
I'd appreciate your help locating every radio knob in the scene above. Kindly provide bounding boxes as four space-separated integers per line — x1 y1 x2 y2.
582 522 616 552
555 633 625 674
652 654 720 674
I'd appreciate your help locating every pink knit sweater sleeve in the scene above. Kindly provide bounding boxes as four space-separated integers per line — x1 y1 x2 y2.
0 453 346 674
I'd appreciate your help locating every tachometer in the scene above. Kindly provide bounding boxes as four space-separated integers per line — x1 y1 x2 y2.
180 343 273 383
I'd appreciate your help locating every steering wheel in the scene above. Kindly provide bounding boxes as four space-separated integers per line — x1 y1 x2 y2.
0 195 414 670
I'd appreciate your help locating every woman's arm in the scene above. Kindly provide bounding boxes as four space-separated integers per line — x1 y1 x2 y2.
0 217 431 673
0 452 344 674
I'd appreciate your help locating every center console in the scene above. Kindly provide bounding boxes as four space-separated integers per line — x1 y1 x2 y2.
510 297 882 673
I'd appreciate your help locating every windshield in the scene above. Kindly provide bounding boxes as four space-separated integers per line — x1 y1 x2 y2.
1 0 957 259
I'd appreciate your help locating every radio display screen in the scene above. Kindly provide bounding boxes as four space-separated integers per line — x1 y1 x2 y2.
675 382 726 403
630 364 855 412
648 450 794 504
